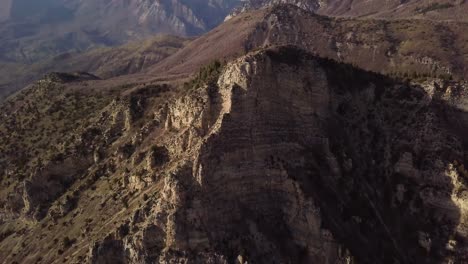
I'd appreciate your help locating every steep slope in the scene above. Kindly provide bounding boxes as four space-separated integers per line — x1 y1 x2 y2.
149 5 468 83
230 0 468 21
1 0 466 68
3 3 468 102
1 46 468 264
318 0 468 21
0 35 189 101
226 0 320 18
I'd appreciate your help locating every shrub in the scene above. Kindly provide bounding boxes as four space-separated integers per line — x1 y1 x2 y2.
184 60 223 90
62 236 76 248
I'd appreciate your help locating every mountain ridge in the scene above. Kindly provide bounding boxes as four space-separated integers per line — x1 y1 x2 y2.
4 4 468 101
1 45 467 263
0 35 190 101
1 1 468 264
146 5 468 84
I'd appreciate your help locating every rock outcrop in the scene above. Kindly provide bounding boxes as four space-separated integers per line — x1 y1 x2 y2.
1 46 467 263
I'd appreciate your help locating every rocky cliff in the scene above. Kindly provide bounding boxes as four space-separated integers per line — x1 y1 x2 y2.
226 0 320 19
1 46 467 263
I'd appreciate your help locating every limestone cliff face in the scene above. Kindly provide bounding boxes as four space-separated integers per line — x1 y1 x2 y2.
1 46 468 263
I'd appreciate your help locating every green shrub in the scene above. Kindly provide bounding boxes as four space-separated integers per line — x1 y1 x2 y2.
184 60 223 90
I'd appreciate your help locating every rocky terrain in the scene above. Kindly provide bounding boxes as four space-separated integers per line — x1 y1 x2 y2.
152 5 468 87
226 0 320 18
2 0 468 100
0 35 189 101
318 0 468 21
1 44 468 264
0 0 239 99
228 0 468 21
4 4 468 101
1 2 468 264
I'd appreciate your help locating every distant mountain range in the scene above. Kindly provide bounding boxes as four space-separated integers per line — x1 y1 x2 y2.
0 0 467 100
1 0 466 63
0 0 240 63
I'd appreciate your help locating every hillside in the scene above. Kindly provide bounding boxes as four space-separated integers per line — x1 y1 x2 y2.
0 35 189 101
148 5 468 83
1 45 468 264
1 4 468 263
318 0 468 21
2 1 468 101
5 4 468 100
1 0 466 67
231 0 468 21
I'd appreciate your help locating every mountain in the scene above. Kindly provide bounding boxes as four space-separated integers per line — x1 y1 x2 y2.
2 0 466 65
231 0 468 21
0 0 468 264
318 0 468 21
226 0 320 18
1 44 468 264
0 0 243 100
0 35 190 101
6 2 466 101
0 0 240 64
2 0 468 101
150 5 468 84
1 4 468 263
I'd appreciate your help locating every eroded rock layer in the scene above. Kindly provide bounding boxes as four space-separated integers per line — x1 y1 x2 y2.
0 46 468 263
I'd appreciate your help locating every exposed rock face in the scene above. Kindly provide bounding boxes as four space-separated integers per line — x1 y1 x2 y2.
1 46 467 263
226 0 320 19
